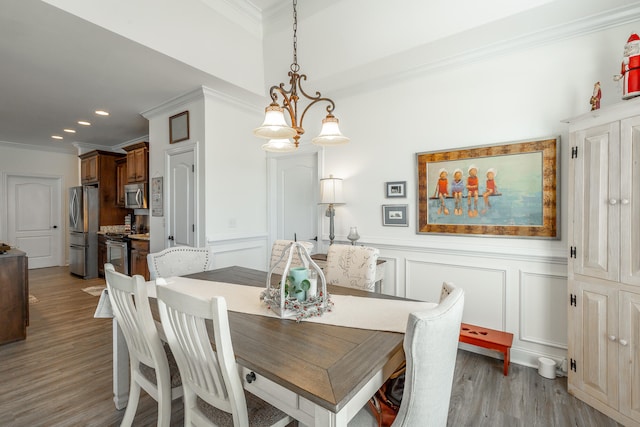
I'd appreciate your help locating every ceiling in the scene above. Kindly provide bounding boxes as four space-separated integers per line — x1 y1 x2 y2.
0 0 286 154
1 0 633 154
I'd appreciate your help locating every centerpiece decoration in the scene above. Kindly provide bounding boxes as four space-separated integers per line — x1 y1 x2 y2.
261 241 332 321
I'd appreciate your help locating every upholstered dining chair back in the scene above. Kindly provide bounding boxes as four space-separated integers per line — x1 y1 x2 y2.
325 244 380 291
147 246 213 280
156 284 292 427
104 264 182 427
269 239 314 276
391 282 464 427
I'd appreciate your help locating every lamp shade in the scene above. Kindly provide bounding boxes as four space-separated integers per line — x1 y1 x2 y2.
320 175 345 204
253 104 297 139
261 138 297 152
312 114 350 146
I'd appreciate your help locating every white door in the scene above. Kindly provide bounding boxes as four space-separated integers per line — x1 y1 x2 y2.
274 153 318 249
7 175 62 268
168 148 195 247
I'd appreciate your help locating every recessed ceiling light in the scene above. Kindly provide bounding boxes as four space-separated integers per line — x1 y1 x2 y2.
78 121 91 126
51 135 63 140
95 110 109 116
63 129 76 133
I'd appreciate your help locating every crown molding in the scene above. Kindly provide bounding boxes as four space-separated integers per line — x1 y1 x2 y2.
322 3 640 99
0 140 77 155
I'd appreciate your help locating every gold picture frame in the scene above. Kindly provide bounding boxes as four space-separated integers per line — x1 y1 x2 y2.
416 137 558 238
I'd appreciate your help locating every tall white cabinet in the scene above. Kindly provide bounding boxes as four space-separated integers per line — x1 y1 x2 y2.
566 100 640 427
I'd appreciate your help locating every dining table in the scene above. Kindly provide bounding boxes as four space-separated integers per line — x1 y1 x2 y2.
108 265 436 427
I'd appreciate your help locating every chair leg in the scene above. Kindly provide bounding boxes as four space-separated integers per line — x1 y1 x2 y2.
120 379 141 427
156 379 172 427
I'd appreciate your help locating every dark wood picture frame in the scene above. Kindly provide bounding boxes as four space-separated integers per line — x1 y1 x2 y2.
169 111 189 144
416 137 558 238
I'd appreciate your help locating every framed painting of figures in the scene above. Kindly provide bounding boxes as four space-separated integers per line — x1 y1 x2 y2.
416 137 558 238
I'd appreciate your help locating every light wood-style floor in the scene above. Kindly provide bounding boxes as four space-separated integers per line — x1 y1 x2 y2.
0 266 622 427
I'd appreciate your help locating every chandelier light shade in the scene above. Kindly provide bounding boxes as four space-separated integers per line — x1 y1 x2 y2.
261 138 297 152
312 114 350 146
253 0 349 151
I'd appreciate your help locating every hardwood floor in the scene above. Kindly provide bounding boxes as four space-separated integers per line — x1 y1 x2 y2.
0 266 622 427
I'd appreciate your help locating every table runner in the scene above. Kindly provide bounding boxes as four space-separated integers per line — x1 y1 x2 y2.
149 276 436 333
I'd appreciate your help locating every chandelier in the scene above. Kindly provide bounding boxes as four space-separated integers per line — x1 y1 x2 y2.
253 0 349 152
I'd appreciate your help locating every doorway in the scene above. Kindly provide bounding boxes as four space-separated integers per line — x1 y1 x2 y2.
270 152 319 252
167 146 196 248
7 174 63 268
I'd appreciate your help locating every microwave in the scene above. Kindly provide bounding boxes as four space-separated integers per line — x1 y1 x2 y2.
124 183 147 209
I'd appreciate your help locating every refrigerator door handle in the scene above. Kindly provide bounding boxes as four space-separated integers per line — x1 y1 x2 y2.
70 190 79 228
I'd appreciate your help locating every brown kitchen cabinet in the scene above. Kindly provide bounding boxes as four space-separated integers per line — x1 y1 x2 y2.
80 153 99 184
0 249 29 345
115 158 127 207
78 150 130 226
123 142 148 184
129 239 150 281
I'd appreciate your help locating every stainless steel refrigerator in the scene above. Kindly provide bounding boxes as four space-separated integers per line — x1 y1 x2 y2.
69 185 99 278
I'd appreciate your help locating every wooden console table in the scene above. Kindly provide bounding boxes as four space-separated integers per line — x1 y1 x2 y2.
0 249 29 345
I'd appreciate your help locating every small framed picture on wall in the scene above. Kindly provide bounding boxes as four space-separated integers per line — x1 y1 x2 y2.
169 111 190 144
382 204 409 227
385 181 406 198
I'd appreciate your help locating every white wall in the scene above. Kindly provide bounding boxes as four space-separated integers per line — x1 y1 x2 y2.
304 18 640 369
144 87 268 271
0 144 79 264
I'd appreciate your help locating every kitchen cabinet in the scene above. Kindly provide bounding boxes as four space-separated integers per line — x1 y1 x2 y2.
0 249 28 345
80 153 99 184
98 234 107 277
115 158 127 207
78 150 129 226
123 142 148 184
566 101 640 426
129 238 150 281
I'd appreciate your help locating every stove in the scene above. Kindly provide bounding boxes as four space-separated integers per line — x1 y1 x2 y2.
105 233 129 274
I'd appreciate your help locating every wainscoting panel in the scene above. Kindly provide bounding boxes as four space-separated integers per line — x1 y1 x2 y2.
406 258 507 330
519 270 568 350
208 234 268 271
378 256 399 296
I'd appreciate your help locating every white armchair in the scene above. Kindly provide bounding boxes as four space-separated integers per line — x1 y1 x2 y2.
147 246 213 280
392 282 464 427
325 244 380 291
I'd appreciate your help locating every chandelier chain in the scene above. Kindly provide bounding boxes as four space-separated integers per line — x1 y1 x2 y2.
291 0 299 72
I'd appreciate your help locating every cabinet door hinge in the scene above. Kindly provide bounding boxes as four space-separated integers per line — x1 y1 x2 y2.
570 358 577 372
192 164 195 173
570 293 577 307
192 224 195 232
570 246 577 258
571 146 578 159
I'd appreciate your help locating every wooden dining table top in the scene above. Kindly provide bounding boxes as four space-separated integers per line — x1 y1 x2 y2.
175 265 407 413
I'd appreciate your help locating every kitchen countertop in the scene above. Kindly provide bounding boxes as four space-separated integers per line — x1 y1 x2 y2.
128 234 150 241
96 231 150 241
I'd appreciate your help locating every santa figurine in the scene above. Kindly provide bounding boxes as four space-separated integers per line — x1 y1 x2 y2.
590 81 601 110
614 33 640 99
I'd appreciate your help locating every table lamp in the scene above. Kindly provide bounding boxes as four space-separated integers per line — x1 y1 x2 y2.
319 175 344 245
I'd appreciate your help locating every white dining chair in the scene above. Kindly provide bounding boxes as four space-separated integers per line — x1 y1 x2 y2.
325 244 380 291
156 284 293 427
269 239 314 275
104 263 183 427
147 246 213 280
391 281 464 427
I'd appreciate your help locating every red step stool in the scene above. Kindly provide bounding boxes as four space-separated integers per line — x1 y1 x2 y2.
459 323 514 376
